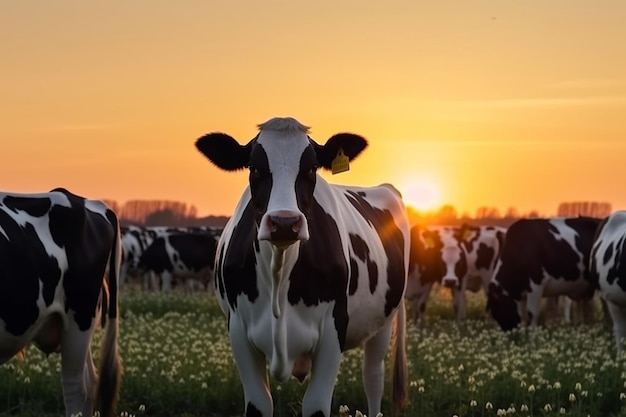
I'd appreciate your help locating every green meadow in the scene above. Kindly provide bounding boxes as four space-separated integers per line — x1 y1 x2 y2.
2 290 626 417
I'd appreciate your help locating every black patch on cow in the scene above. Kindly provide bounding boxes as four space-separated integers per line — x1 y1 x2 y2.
475 242 496 271
248 143 272 223
307 411 325 417
604 242 614 265
3 195 52 218
349 233 378 293
344 190 405 316
311 133 368 171
606 235 626 291
455 250 468 281
287 200 349 351
348 256 359 295
220 201 260 310
138 238 173 273
295 145 319 218
245 402 262 417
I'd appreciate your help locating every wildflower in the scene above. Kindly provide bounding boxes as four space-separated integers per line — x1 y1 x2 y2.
138 404 146 412
569 393 576 402
560 407 566 414
355 411 364 417
554 381 562 389
621 393 626 401
486 402 493 410
470 400 477 407
520 404 529 412
575 382 582 391
528 384 536 393
544 404 553 412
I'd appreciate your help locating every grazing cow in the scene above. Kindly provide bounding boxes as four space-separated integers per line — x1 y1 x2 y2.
138 232 218 293
589 211 626 353
487 216 601 331
195 117 409 417
406 224 505 324
0 188 122 417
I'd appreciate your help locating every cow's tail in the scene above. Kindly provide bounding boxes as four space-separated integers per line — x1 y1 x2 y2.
97 211 123 417
392 298 408 414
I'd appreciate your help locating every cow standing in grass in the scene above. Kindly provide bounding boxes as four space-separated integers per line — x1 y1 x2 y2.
487 216 600 331
0 188 122 417
590 211 626 353
195 117 409 417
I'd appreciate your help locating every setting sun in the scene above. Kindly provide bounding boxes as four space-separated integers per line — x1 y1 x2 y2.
399 179 442 212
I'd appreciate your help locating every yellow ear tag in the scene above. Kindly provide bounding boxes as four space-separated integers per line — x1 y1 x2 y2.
331 148 350 175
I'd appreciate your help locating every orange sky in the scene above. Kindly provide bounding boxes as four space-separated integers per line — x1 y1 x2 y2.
2 1 626 217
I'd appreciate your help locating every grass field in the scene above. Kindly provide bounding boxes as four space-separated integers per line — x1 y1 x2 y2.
2 289 626 417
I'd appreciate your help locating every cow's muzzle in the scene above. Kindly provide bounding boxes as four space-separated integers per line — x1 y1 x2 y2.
258 210 308 243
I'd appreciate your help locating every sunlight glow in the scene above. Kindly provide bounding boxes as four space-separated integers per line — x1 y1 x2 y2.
399 179 442 212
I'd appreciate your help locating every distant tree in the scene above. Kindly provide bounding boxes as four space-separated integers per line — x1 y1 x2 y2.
475 206 501 219
503 206 519 219
557 201 611 218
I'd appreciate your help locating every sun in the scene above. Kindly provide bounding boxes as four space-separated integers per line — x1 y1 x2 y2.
399 179 442 212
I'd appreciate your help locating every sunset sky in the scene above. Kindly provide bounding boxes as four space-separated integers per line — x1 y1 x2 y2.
2 1 625 217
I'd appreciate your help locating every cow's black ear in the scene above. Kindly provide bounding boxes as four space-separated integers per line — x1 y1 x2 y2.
315 133 368 170
195 133 251 171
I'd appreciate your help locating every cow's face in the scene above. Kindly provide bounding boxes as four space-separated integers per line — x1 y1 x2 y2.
195 117 367 247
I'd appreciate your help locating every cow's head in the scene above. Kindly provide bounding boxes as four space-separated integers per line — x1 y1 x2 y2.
195 117 367 246
486 280 521 331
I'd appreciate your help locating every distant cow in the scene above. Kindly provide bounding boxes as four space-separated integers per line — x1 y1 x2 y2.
138 232 218 293
195 117 409 417
406 224 505 324
487 217 601 331
0 188 122 417
590 211 626 352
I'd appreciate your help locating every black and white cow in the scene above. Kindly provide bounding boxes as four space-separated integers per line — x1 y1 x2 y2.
589 210 626 353
406 224 505 324
121 226 219 291
195 117 409 417
487 216 601 331
0 188 122 417
138 232 218 293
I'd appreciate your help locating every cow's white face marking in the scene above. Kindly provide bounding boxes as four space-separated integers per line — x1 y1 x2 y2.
255 120 313 243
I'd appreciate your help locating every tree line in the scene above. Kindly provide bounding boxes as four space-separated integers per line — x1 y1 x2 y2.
102 199 613 228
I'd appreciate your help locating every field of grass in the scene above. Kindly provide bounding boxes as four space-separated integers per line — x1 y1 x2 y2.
2 289 626 417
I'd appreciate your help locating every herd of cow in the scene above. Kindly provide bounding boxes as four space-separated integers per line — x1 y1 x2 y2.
1 117 626 417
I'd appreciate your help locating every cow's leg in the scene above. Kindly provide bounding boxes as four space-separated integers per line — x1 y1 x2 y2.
229 317 272 417
452 286 467 322
302 318 343 417
60 318 96 417
525 290 542 328
361 318 393 416
161 271 173 293
408 281 434 326
606 301 626 353
561 296 573 323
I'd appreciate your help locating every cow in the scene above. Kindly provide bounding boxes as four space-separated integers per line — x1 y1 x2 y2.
487 216 601 331
138 232 218 293
406 224 505 324
121 225 219 291
589 210 626 353
195 117 409 417
0 188 122 417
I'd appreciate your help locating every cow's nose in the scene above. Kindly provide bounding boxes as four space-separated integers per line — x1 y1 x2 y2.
442 277 458 288
266 212 303 242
